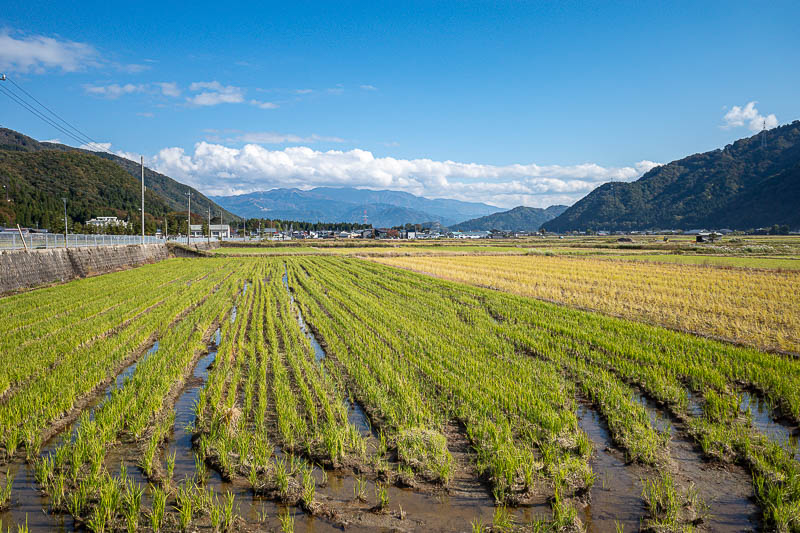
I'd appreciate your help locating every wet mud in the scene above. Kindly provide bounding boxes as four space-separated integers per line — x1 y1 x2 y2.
577 403 645 533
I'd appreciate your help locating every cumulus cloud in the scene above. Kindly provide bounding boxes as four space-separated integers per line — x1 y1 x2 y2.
187 81 244 106
78 141 143 163
151 142 660 208
360 84 378 91
0 30 99 73
722 101 778 132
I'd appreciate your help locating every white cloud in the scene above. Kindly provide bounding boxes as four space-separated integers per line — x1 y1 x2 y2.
722 101 778 132
236 132 346 144
84 83 146 98
156 82 181 97
294 89 314 94
137 112 154 118
249 99 279 109
187 81 244 106
116 63 149 74
151 142 660 208
84 81 182 99
360 84 378 91
0 30 99 73
78 141 143 163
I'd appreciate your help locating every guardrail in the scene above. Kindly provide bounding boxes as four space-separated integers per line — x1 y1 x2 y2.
0 233 259 250
0 234 169 250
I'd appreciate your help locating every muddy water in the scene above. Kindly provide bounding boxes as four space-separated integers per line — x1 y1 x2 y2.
0 338 163 532
163 329 220 484
318 471 542 532
282 266 325 362
740 392 800 461
347 396 378 439
634 393 759 532
282 268 375 441
155 326 347 532
0 461 74 532
279 265 536 531
577 404 644 533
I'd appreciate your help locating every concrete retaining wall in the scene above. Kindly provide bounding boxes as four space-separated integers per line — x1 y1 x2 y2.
0 241 220 295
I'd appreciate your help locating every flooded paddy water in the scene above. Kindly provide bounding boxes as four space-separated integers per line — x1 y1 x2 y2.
634 392 759 532
577 403 645 533
740 392 800 461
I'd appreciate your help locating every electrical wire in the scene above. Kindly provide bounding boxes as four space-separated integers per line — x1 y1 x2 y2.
6 76 104 150
0 77 117 155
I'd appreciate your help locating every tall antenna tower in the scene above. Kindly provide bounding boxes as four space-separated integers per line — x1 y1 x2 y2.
362 208 368 225
761 119 767 149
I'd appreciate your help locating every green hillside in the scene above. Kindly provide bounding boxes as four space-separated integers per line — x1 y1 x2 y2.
543 121 800 232
449 205 568 231
0 127 239 224
0 149 171 232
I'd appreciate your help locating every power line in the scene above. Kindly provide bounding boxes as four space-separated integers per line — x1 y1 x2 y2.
0 83 93 148
0 76 116 155
6 76 104 150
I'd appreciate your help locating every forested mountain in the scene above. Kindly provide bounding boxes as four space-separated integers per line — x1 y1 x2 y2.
449 205 568 231
0 128 238 225
211 187 502 227
0 149 172 232
543 121 800 232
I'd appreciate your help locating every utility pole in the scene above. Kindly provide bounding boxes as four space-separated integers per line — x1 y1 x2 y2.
141 156 145 244
62 197 68 249
207 206 211 245
165 218 168 240
185 192 192 245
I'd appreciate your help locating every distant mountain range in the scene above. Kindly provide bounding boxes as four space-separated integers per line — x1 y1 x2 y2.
0 128 238 223
543 121 800 232
211 187 504 227
449 205 568 232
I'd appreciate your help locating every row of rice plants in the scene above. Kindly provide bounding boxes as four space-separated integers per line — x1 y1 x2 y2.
194 261 365 518
287 261 447 479
374 256 800 530
507 304 800 531
0 262 185 360
287 258 604 528
0 263 234 463
33 268 243 530
0 260 217 400
373 253 800 352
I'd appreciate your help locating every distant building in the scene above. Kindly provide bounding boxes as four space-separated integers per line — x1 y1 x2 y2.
87 216 126 227
696 232 722 243
189 224 231 239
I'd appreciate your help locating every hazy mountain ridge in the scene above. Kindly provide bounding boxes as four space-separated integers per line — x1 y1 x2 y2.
543 121 800 232
449 205 569 231
211 187 504 227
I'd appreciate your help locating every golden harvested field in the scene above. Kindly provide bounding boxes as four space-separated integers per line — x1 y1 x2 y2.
374 254 800 354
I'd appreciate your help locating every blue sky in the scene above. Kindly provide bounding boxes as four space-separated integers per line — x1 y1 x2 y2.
1 1 798 207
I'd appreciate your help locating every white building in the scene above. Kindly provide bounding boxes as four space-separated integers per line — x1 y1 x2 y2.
87 216 126 227
189 224 231 239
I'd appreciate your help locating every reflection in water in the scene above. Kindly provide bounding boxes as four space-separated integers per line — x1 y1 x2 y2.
740 392 800 461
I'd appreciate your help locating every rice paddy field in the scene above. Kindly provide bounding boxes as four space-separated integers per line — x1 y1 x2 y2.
1 242 799 532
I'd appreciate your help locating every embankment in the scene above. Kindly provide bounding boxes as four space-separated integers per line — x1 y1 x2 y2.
0 242 219 295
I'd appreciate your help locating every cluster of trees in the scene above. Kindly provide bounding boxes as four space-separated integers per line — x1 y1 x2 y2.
238 218 372 234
